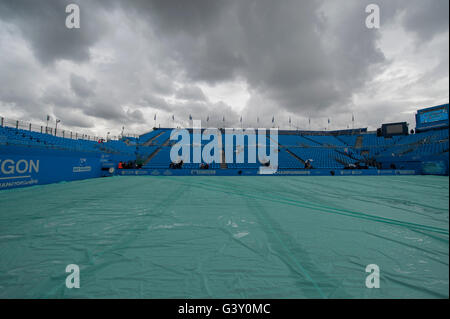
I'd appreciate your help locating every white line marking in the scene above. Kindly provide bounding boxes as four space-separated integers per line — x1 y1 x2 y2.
0 175 31 180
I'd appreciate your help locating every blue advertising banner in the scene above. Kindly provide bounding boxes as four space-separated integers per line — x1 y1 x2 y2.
117 168 418 177
0 145 120 190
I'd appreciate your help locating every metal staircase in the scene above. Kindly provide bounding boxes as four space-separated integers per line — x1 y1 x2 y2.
143 131 165 146
355 135 363 149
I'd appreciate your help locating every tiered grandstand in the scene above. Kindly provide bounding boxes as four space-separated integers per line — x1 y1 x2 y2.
136 126 448 171
0 104 448 190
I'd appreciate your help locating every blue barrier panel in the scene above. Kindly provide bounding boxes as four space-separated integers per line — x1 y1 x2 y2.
0 145 118 190
117 168 418 177
0 142 429 191
422 161 448 175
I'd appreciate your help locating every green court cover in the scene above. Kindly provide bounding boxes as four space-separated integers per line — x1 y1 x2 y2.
0 176 448 298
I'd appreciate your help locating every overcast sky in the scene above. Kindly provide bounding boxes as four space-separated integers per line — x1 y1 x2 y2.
0 0 448 137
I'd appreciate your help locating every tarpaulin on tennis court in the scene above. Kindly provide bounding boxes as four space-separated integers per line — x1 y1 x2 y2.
0 176 448 298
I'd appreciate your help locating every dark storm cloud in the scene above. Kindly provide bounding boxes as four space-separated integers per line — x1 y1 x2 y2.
135 0 448 118
42 85 80 110
123 0 386 113
42 80 130 124
139 93 239 127
0 0 448 133
53 108 95 129
0 0 107 64
82 100 146 125
126 109 145 123
70 74 96 98
83 102 124 121
140 95 171 112
401 0 449 41
175 85 207 101
123 0 228 35
113 0 246 83
0 56 40 110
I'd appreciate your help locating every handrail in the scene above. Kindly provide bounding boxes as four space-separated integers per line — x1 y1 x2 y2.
0 115 141 141
0 115 106 142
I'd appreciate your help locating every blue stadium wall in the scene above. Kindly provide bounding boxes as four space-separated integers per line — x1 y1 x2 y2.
376 152 449 175
1 143 448 191
1 131 448 190
117 167 420 177
0 145 132 190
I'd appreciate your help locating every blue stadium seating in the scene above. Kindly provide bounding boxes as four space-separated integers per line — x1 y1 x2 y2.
1 124 448 171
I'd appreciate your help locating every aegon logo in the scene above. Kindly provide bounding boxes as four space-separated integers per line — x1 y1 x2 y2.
0 159 39 175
